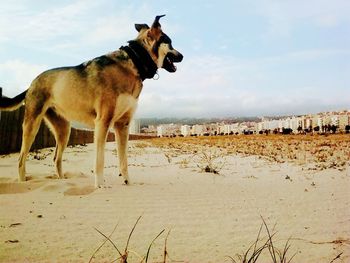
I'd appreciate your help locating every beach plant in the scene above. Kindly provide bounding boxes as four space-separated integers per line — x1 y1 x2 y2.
90 216 141 263
227 217 296 263
90 216 167 263
195 146 227 175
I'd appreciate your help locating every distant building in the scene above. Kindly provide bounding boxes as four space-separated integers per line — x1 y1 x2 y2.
305 117 313 130
223 124 238 134
157 124 181 137
129 119 140 134
155 110 350 137
181 125 191 136
206 123 218 135
317 117 323 130
216 123 226 135
267 120 279 131
157 125 165 137
331 116 339 127
141 125 157 136
192 124 204 136
338 115 349 131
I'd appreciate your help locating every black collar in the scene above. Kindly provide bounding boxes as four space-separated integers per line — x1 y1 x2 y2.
120 41 158 81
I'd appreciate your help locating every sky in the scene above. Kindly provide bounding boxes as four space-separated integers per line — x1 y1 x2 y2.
0 0 349 118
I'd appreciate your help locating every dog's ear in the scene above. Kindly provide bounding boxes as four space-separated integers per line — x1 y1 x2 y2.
149 15 165 40
152 14 165 29
135 23 149 32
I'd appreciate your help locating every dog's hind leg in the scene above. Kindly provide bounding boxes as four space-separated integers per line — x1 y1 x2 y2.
114 121 130 185
94 118 110 188
44 108 71 179
18 104 46 181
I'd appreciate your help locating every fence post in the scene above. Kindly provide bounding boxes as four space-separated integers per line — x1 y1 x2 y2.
0 87 2 122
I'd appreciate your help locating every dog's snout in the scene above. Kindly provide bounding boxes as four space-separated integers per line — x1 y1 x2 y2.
177 52 183 62
174 51 183 63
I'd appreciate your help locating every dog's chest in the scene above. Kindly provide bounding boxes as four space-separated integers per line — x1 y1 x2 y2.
112 93 138 122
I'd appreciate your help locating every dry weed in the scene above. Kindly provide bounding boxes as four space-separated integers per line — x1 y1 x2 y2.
228 217 296 263
90 216 169 263
149 134 350 171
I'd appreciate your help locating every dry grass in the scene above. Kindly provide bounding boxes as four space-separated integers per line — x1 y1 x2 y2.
227 217 296 263
90 216 299 263
194 147 227 174
90 216 168 263
148 134 350 171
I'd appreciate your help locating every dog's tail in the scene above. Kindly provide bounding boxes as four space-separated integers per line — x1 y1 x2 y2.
0 88 27 111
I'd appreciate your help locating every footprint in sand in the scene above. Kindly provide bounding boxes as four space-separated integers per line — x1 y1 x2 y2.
41 184 67 192
0 182 44 194
45 172 88 180
63 185 95 196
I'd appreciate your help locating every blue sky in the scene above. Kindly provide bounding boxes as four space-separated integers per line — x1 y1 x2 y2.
0 0 349 118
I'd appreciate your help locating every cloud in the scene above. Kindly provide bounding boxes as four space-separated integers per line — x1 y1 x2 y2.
82 6 153 46
0 0 167 59
1 49 348 117
136 50 350 117
1 1 348 118
0 60 47 96
252 0 350 37
136 54 262 117
0 0 96 43
83 15 135 46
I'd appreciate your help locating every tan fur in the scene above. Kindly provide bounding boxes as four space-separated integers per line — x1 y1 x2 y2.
1 16 182 188
18 50 141 187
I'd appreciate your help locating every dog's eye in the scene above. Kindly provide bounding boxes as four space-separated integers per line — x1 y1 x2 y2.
160 34 172 45
160 36 173 50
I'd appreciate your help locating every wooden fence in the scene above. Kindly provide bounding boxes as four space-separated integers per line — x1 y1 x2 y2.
0 106 154 155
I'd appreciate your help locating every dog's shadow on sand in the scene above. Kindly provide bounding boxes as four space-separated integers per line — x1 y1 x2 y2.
0 172 95 196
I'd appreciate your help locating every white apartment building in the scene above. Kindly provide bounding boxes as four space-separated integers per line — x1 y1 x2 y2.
338 115 349 130
217 124 226 134
129 119 140 134
331 116 339 126
289 117 302 131
157 125 165 137
256 116 303 133
267 119 279 130
181 125 191 136
305 118 312 130
223 124 231 134
192 124 204 135
156 111 349 137
257 122 263 132
156 124 181 137
240 124 249 133
230 123 240 134
206 123 218 135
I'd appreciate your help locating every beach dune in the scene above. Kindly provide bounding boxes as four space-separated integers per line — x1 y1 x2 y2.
0 136 349 262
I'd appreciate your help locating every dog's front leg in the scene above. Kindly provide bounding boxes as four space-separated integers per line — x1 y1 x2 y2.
114 122 130 185
94 119 109 188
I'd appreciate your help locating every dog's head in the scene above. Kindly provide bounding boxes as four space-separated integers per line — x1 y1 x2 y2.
135 15 183 72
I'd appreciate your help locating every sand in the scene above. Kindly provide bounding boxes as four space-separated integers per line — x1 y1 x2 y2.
0 138 349 262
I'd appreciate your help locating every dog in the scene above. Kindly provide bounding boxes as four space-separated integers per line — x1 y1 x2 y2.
0 15 183 187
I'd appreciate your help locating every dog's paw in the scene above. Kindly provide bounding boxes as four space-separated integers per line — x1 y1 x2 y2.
119 173 130 185
94 177 105 189
95 183 103 189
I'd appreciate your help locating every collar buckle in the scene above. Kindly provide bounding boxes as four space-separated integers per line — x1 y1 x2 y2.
153 72 159 80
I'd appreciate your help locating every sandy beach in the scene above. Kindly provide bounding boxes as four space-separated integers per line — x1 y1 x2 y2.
0 135 349 262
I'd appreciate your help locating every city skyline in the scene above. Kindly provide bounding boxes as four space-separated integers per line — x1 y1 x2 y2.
0 1 349 118
152 109 350 137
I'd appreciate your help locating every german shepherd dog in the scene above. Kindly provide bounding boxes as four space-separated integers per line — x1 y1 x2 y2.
0 15 183 187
